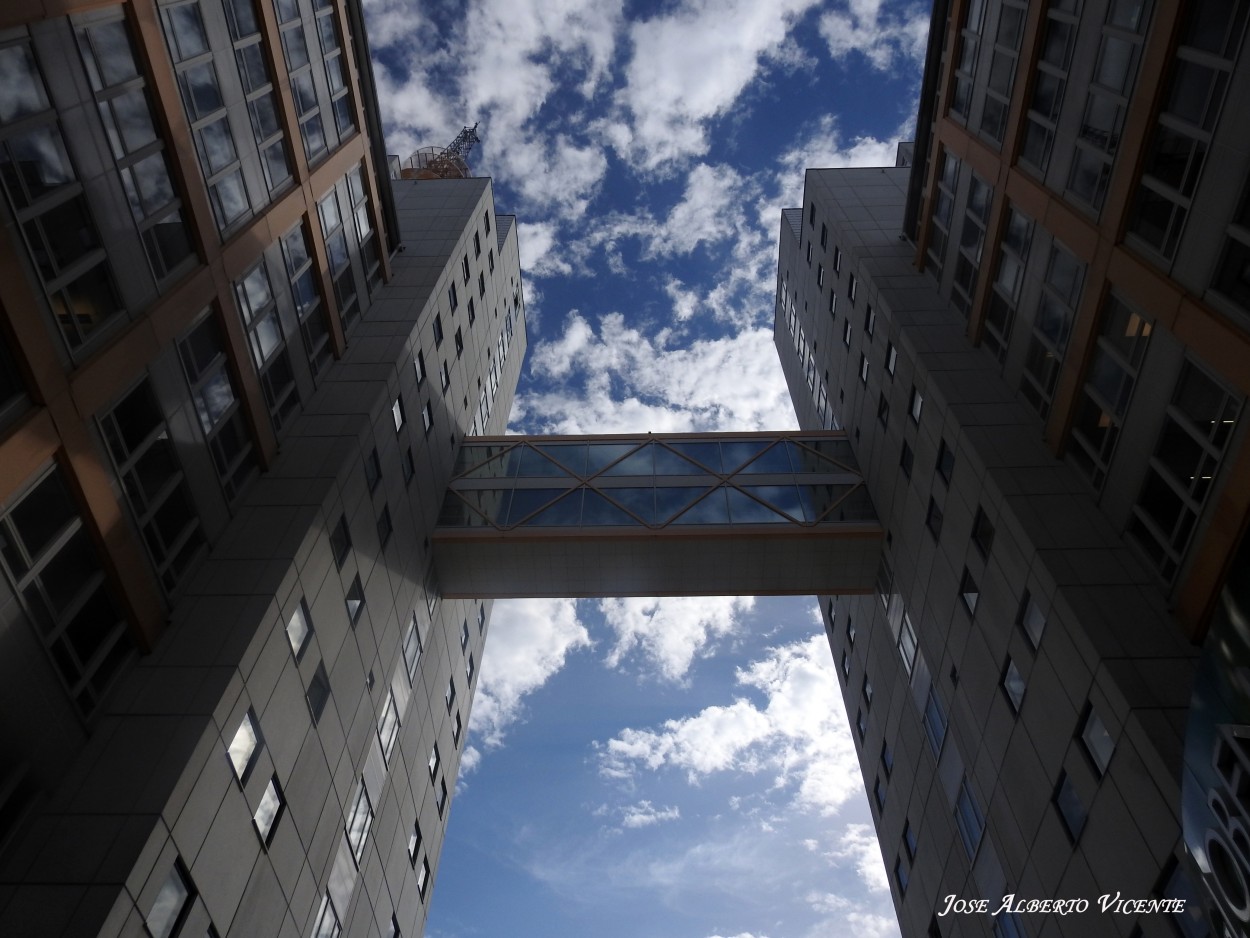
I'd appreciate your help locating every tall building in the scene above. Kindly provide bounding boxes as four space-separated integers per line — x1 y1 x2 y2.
0 2 526 936
775 1 1250 936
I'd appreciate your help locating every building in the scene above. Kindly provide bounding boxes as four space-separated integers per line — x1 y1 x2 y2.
0 1 526 936
774 1 1250 935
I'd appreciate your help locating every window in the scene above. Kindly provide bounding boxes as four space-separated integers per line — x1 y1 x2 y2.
417 856 431 898
407 820 422 865
307 661 331 723
312 894 341 938
281 223 331 377
828 289 836 315
841 651 851 678
253 776 284 845
99 378 205 595
364 447 381 492
391 396 406 433
345 575 365 625
345 781 373 862
820 223 828 248
927 150 959 272
317 189 359 329
178 314 257 501
1054 771 1087 839
145 861 194 938
234 260 299 434
453 710 463 745
880 741 894 777
402 447 415 485
479 271 486 297
445 676 456 711
286 598 313 660
467 297 476 324
862 675 873 706
923 688 947 755
876 392 889 428
378 692 400 763
460 619 470 652
1002 658 1025 712
228 709 261 783
903 820 917 860
886 343 898 375
808 201 816 226
817 263 825 287
894 856 909 894
484 209 491 234
461 254 470 283
433 313 445 347
848 272 857 302
448 282 459 312
900 440 914 478
898 613 918 676
874 775 887 809
984 207 1033 361
330 514 351 569
1021 244 1086 417
925 497 944 539
863 305 876 336
972 506 995 556
414 350 427 387
440 359 451 391
842 319 852 347
403 613 424 681
859 354 869 384
833 246 842 272
954 779 985 858
959 568 979 615
1080 708 1115 775
856 708 867 739
936 438 954 483
478 603 486 633
422 402 434 435
1019 591 1046 648
488 248 495 273
909 386 923 423
376 505 393 547
806 241 812 264
951 172 993 315
454 327 464 358
435 777 448 816
846 615 856 646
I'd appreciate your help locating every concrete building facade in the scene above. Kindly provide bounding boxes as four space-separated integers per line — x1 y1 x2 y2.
774 1 1250 935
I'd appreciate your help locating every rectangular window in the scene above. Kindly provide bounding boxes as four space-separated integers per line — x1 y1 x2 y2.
954 779 985 858
345 575 365 625
859 354 869 384
403 613 424 682
392 396 406 433
286 598 313 660
848 272 858 302
959 568 979 615
842 319 852 347
378 692 400 763
448 282 459 311
479 270 486 297
345 781 373 863
925 497 944 539
228 709 261 783
330 514 351 569
307 661 331 723
880 741 894 777
454 327 464 358
983 206 1034 361
936 438 955 484
461 254 470 284
886 343 898 375
909 386 923 423
833 246 842 272
1054 771 1087 840
235 260 300 434
422 402 434 435
923 688 947 755
1021 244 1086 418
1080 707 1115 775
1002 658 1025 712
864 305 876 336
253 775 284 845
281 223 331 377
972 506 995 556
820 223 828 248
1019 591 1046 648
856 708 867 739
900 440 914 478
415 350 427 386
145 862 194 938
898 613 918 676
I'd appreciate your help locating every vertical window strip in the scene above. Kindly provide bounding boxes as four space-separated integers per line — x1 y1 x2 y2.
225 0 294 194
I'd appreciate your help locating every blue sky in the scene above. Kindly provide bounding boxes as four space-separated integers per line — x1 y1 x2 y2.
360 0 928 934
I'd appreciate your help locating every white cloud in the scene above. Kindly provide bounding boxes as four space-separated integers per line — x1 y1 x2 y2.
620 800 682 829
601 597 753 683
513 313 797 434
469 598 592 748
613 0 824 171
831 823 890 894
598 635 863 817
819 0 930 71
519 220 572 280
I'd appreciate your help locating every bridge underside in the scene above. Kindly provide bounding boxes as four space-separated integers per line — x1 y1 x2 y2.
433 432 884 598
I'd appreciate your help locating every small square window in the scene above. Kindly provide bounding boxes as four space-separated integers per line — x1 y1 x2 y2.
454 327 463 358
346 574 365 625
227 710 261 783
422 402 433 435
903 820 917 860
253 775 284 845
894 855 909 895
972 506 995 556
417 856 431 897
842 319 852 347
1080 708 1115 775
856 708 867 739
435 777 448 816
445 675 456 712
859 354 869 384
428 743 440 779
452 710 463 745
376 505 393 547
364 447 382 492
402 447 415 485
900 440 914 478
909 386 923 423
886 342 898 375
876 392 889 427
1054 771 1087 840
936 438 955 484
391 397 405 433
1019 591 1046 648
414 350 426 386
307 661 331 723
925 496 944 539
874 775 887 809
1002 658 1025 712
880 741 894 777
330 513 351 569
848 272 858 302
959 567 979 615
864 304 876 336
286 598 313 661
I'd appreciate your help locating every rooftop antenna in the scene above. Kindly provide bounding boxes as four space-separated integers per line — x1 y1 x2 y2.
400 123 482 180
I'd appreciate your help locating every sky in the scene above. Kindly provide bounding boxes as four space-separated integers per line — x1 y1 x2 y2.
359 0 928 935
